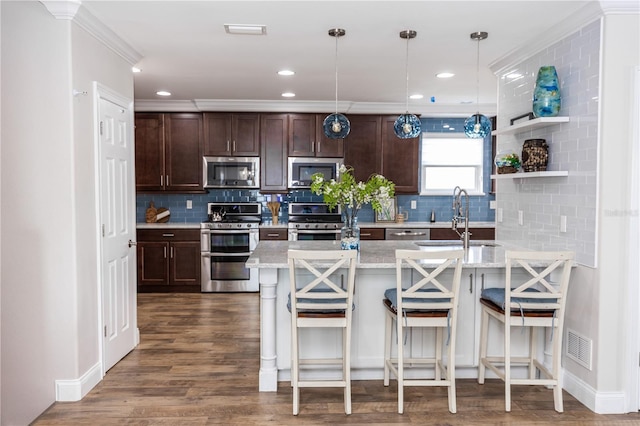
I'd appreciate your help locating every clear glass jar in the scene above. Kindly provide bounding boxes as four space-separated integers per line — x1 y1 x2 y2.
341 216 360 250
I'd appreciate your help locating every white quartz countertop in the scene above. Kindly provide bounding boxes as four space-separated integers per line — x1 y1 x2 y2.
247 240 507 269
137 222 200 229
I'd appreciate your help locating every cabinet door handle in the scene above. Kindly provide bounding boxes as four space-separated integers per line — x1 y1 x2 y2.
226 140 230 152
170 247 174 258
481 273 485 291
469 273 473 294
160 175 163 186
361 233 371 237
266 233 280 237
312 142 315 153
163 246 167 258
162 233 174 237
233 140 236 152
166 175 169 186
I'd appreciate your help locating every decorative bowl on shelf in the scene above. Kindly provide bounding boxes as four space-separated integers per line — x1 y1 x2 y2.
494 150 521 174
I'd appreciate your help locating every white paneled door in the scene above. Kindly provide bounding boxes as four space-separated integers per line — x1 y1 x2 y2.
96 83 138 372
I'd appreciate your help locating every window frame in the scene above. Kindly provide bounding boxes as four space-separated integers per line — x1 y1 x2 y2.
419 132 486 196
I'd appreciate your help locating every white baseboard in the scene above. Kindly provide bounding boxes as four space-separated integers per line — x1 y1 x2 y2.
563 369 627 414
55 362 103 402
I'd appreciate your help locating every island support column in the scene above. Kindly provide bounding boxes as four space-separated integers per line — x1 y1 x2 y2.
258 268 279 391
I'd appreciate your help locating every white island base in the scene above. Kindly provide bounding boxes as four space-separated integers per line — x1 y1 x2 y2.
249 241 553 392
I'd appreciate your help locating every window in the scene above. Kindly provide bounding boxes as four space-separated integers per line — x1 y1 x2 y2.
421 133 484 195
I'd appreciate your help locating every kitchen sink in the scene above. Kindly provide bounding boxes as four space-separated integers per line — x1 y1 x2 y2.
414 240 498 248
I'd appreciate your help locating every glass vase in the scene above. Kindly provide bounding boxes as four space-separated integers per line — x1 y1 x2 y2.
532 65 561 117
341 216 360 250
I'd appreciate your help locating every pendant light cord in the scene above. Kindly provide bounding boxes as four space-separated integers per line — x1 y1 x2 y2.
334 31 339 116
475 36 480 116
404 32 410 114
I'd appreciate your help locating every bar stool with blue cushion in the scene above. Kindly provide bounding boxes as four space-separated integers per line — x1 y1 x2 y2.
477 250 574 412
287 249 357 415
383 248 464 414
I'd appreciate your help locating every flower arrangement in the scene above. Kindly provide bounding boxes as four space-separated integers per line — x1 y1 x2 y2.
310 165 395 228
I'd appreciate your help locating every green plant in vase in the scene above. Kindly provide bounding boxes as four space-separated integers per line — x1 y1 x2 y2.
311 165 395 249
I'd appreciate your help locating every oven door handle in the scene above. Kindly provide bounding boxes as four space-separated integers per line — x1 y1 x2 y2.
292 229 341 234
201 230 257 235
201 252 252 257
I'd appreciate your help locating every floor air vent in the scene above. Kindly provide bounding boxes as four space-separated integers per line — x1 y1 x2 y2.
566 329 592 370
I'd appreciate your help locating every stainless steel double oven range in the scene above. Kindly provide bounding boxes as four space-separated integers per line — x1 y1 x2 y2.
200 202 260 292
287 203 342 241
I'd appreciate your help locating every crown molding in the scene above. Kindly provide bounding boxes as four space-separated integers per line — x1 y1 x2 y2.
599 0 640 14
489 1 605 76
73 6 142 65
41 1 81 19
135 99 495 117
42 1 142 65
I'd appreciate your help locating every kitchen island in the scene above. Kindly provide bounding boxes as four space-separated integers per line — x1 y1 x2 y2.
248 240 535 392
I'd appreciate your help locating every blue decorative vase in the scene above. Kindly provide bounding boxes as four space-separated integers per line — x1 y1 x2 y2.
532 66 561 117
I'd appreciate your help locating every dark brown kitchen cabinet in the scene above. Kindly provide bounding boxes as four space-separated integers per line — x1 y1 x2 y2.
203 112 260 156
430 227 495 240
344 115 419 194
288 113 344 158
135 112 203 192
136 229 201 293
259 228 289 240
260 113 288 193
360 227 385 240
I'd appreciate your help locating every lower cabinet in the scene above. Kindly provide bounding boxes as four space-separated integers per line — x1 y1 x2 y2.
259 228 289 241
360 227 385 240
137 229 201 292
430 227 495 240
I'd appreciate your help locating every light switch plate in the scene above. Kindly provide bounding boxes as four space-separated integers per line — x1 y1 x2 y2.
186 200 192 209
497 208 503 223
518 210 524 226
410 200 417 209
489 200 496 210
560 215 567 232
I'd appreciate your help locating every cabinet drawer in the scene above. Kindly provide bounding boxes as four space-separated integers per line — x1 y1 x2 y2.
360 228 385 240
430 227 495 240
137 229 200 242
259 228 288 240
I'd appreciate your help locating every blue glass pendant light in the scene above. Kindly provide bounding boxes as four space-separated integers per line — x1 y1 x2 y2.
394 30 421 139
464 31 491 139
323 28 350 139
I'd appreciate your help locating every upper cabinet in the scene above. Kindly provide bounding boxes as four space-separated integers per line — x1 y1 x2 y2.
344 115 419 194
288 113 344 158
203 112 260 156
135 112 203 192
260 113 288 193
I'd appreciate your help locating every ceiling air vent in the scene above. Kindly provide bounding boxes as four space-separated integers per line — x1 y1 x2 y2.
566 328 593 370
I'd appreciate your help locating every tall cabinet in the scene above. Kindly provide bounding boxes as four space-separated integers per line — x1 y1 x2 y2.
135 112 203 192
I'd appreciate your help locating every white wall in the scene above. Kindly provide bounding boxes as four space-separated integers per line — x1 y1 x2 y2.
0 2 133 424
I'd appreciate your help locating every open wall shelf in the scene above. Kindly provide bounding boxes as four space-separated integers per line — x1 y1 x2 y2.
490 170 569 180
492 116 569 136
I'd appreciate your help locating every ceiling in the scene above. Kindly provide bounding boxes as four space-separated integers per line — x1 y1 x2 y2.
81 0 595 116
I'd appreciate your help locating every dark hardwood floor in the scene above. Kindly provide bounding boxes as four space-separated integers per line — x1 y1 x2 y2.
34 293 640 425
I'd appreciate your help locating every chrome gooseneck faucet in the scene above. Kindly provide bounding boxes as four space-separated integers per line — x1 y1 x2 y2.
452 186 471 249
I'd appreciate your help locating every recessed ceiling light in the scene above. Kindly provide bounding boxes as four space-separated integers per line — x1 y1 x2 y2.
409 94 424 100
278 70 295 76
281 92 295 98
436 72 455 78
156 91 171 96
224 24 267 35
132 67 141 73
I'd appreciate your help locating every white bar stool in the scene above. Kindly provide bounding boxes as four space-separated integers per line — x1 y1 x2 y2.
383 248 464 414
287 249 357 415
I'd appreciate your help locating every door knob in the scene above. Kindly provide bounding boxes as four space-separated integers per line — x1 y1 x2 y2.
128 240 137 248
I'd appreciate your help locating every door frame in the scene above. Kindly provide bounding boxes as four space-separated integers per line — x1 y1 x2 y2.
93 81 139 377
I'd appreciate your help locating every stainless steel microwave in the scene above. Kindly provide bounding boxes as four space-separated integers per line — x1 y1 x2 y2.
288 157 343 189
203 156 260 189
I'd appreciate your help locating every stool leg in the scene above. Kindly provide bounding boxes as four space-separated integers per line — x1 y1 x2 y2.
435 327 443 381
504 317 511 412
552 324 564 413
384 312 393 386
478 308 489 384
344 325 352 415
292 319 300 415
397 316 404 414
